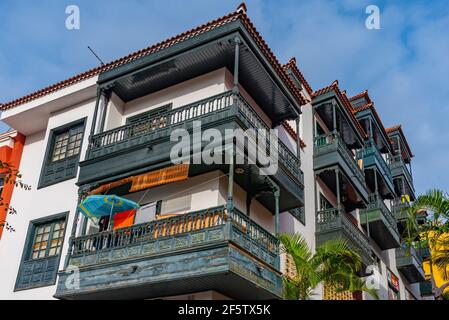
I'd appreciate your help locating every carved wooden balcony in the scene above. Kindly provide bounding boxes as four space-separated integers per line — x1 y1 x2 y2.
54 206 282 300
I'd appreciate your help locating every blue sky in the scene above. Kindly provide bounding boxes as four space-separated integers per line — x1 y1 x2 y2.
0 0 448 195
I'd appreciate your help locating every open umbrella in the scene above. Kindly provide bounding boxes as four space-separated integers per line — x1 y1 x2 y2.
79 195 140 229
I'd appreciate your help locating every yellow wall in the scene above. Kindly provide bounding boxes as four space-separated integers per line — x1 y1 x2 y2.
423 232 449 295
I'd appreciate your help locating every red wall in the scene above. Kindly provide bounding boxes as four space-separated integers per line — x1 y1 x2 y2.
0 133 25 240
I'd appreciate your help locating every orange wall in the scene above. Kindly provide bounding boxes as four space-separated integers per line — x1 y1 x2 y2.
0 133 25 240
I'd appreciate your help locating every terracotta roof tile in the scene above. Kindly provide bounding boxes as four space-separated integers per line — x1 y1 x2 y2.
1 5 306 111
349 89 371 104
312 81 367 138
282 121 306 149
283 57 313 95
386 124 414 157
352 101 393 150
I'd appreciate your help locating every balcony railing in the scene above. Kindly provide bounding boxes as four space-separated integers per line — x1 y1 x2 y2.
396 245 424 274
87 90 304 186
89 91 234 154
314 131 365 187
390 154 414 188
365 193 399 239
392 200 411 221
235 93 304 185
356 143 393 186
316 207 371 260
67 205 280 270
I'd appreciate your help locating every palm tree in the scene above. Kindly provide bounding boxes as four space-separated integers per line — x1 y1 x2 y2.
279 233 379 300
403 189 449 300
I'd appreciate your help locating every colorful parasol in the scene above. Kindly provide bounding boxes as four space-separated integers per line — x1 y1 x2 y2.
78 195 140 228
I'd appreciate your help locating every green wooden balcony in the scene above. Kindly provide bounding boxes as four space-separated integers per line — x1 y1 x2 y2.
54 206 282 300
78 91 304 211
395 246 425 283
356 143 395 195
420 280 433 296
390 155 415 197
392 200 411 221
360 194 400 250
316 208 372 266
314 131 368 203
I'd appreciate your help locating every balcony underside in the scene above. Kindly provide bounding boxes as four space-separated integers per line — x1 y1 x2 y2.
314 152 368 205
55 243 282 300
316 229 372 267
396 249 425 283
360 208 400 250
98 22 299 122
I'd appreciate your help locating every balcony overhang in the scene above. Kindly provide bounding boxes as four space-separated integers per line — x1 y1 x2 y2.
360 196 400 250
313 93 364 149
396 247 425 283
98 21 301 124
55 244 282 300
315 209 372 267
54 207 282 300
355 109 391 154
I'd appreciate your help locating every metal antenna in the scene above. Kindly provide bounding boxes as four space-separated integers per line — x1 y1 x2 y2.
87 46 105 66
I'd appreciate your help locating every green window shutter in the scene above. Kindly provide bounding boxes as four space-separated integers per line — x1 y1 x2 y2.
15 213 68 291
38 118 86 189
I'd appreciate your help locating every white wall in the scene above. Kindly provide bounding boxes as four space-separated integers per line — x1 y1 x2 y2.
0 98 96 299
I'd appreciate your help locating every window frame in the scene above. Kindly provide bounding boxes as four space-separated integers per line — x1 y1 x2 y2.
14 212 68 291
38 117 87 189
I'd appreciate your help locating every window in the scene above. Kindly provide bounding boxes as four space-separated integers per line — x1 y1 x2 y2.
31 220 65 259
38 118 86 189
51 126 83 162
15 213 68 291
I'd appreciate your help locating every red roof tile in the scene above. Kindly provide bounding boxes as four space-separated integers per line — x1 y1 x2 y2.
282 121 306 149
352 101 393 151
283 57 313 96
349 89 371 104
1 5 306 111
312 81 367 138
386 124 414 157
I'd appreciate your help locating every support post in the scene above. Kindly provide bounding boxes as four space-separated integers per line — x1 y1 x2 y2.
335 168 341 209
65 190 84 268
296 116 301 158
332 103 337 132
274 188 280 235
374 168 379 194
233 37 241 92
99 90 112 133
227 147 235 216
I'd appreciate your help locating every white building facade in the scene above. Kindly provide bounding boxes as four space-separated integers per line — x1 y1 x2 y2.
0 5 424 300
